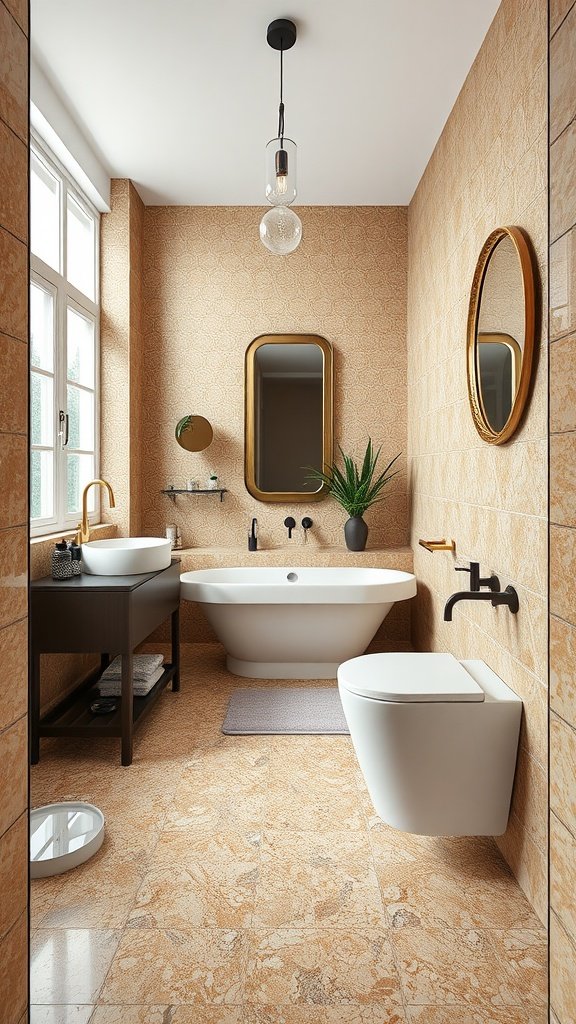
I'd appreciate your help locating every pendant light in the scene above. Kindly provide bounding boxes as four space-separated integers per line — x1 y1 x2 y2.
259 19 302 255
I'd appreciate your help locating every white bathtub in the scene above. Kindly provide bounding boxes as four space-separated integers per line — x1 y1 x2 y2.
180 566 417 678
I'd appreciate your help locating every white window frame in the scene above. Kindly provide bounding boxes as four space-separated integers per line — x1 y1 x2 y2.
30 133 101 538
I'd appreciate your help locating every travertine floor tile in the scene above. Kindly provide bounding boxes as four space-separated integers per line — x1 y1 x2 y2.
30 1007 94 1024
406 1007 548 1023
392 927 523 1006
377 862 541 931
486 930 548 1006
98 928 246 1005
127 861 258 929
90 1008 243 1024
30 928 121 1004
245 927 402 1006
30 647 547 1017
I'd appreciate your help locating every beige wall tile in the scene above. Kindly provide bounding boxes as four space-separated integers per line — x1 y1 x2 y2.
551 432 576 526
0 911 27 1024
550 227 576 341
551 614 576 726
0 526 27 627
551 119 576 243
550 712 576 832
0 619 27 732
407 0 547 918
0 436 27 530
0 716 26 839
0 226 27 341
0 813 26 939
1 0 28 34
551 810 576 939
0 119 27 242
550 911 576 1024
551 0 576 36
136 205 408 568
0 1 27 143
0 335 26 434
551 336 576 431
550 524 576 622
494 812 548 926
551 2 576 142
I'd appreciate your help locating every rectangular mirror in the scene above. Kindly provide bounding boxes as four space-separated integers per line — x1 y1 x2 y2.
245 334 333 502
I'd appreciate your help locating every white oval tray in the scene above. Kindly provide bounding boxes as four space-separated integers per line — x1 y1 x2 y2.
30 802 105 878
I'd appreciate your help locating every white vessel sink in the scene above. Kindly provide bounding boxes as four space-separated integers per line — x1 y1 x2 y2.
81 537 172 576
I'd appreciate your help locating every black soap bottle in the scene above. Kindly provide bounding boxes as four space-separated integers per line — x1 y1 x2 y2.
68 540 82 576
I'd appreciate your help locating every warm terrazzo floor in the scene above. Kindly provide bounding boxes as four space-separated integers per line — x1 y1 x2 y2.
30 644 548 1024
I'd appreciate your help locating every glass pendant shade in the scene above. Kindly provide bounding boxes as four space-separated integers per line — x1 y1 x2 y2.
265 137 297 206
259 206 302 255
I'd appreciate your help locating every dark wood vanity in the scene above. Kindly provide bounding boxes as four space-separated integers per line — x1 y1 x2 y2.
31 560 181 766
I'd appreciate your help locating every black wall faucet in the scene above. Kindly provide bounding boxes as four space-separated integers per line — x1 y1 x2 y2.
444 561 519 620
284 516 296 539
444 587 519 621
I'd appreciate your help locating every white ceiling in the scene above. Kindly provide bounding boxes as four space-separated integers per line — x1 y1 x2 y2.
31 0 501 207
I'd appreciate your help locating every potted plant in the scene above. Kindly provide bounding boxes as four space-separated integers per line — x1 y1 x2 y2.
308 440 401 551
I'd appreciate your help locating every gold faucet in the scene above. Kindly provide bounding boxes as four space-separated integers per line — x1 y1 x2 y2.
76 479 116 544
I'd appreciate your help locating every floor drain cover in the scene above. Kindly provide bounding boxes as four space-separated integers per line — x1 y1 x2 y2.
30 802 105 878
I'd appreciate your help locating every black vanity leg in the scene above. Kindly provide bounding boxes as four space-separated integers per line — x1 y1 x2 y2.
100 653 110 672
121 651 134 766
30 652 40 765
171 607 180 691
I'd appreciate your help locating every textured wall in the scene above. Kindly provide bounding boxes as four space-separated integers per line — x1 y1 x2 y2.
407 0 548 921
549 0 576 1018
0 0 29 1018
101 178 144 536
140 206 408 555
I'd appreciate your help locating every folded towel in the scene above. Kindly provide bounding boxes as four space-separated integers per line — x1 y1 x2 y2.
99 665 165 697
100 654 164 683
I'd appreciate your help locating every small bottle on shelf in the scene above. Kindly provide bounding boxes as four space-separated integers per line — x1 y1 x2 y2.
208 473 219 490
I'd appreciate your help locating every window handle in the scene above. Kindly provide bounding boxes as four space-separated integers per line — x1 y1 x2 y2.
58 410 69 448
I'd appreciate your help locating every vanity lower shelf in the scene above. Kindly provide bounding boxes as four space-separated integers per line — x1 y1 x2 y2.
40 662 177 739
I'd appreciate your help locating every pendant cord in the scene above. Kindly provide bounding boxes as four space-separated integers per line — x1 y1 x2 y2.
278 45 284 144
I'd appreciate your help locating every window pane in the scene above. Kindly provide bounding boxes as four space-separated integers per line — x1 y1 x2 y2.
67 193 95 300
67 453 95 515
30 282 54 372
67 307 95 387
30 372 53 446
31 450 54 519
67 385 94 451
31 151 60 271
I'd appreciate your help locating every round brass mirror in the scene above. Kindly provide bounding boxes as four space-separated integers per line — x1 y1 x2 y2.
467 226 535 444
175 415 213 452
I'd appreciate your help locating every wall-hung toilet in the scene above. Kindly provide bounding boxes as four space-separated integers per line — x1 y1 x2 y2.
338 652 522 837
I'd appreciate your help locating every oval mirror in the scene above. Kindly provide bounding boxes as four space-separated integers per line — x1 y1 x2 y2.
175 415 213 452
245 334 333 502
467 226 535 444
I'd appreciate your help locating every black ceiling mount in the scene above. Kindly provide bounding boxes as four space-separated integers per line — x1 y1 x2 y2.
267 18 297 51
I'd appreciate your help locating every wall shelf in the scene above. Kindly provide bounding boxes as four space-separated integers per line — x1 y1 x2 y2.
161 488 228 504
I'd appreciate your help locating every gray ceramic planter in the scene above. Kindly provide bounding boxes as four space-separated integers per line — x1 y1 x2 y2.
344 516 368 551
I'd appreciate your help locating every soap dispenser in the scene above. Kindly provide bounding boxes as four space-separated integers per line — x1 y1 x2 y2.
51 539 73 580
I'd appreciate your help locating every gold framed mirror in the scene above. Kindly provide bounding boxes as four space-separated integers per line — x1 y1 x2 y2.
245 334 333 502
467 226 536 444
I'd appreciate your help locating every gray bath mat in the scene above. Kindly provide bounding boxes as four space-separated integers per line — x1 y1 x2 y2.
222 687 350 735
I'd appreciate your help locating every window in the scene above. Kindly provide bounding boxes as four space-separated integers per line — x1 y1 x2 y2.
30 138 100 537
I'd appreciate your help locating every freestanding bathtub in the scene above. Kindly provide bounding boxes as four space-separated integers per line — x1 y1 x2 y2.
180 567 417 678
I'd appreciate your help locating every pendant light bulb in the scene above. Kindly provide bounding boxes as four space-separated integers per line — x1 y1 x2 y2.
259 206 302 255
265 138 297 206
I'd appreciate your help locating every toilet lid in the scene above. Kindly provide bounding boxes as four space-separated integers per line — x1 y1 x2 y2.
337 652 485 702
